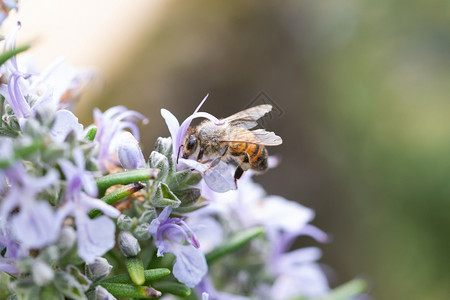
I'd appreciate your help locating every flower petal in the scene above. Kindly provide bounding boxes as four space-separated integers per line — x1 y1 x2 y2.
11 201 60 249
76 214 116 263
171 244 207 288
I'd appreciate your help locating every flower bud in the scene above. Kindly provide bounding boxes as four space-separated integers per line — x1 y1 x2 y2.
148 151 169 180
118 231 141 257
58 226 76 250
85 257 113 282
117 214 134 231
154 137 173 158
134 223 151 241
117 132 146 170
32 260 54 286
138 207 157 224
88 286 117 300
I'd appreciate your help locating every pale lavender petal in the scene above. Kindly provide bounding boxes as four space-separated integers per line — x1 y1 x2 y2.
271 263 329 299
276 247 323 272
160 108 179 142
76 213 116 264
11 201 59 249
298 224 330 243
80 195 120 218
171 244 207 288
203 160 236 193
249 196 314 233
50 109 84 143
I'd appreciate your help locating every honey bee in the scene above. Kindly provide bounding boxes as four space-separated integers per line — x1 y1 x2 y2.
181 104 282 189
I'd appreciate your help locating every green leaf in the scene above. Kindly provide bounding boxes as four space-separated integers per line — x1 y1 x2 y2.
205 226 265 264
174 188 201 207
0 44 30 66
0 272 13 299
95 168 158 194
83 126 97 141
173 202 208 214
97 283 161 298
150 182 181 208
312 279 367 300
98 268 170 285
89 182 145 218
151 281 191 297
53 271 87 300
39 285 64 300
125 256 145 285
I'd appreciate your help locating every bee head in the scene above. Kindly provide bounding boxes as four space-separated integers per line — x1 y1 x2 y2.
182 133 198 159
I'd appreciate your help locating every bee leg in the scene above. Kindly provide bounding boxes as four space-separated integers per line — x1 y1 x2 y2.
197 147 204 161
234 166 244 188
203 145 229 173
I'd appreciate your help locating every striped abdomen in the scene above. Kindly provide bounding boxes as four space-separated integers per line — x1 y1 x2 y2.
229 142 268 172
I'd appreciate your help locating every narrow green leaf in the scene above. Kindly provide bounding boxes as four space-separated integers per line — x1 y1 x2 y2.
206 226 265 264
99 268 170 285
0 44 30 66
89 182 145 218
125 256 145 285
151 281 191 297
98 283 161 298
96 168 158 193
313 279 367 300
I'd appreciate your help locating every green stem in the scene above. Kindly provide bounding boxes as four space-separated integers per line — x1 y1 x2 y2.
97 283 161 298
88 182 145 218
205 226 265 264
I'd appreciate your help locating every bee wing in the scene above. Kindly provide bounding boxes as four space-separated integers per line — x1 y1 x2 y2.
220 129 282 146
222 104 273 129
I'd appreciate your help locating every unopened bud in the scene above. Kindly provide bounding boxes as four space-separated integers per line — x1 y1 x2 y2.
154 137 173 158
118 231 141 257
134 223 151 241
117 132 146 170
148 151 169 180
58 226 76 251
88 286 117 300
117 214 134 231
32 260 54 286
85 257 113 282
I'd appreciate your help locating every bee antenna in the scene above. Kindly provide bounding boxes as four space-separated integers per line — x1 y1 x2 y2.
176 144 183 164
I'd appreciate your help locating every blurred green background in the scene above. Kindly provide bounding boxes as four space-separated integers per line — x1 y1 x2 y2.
76 1 450 299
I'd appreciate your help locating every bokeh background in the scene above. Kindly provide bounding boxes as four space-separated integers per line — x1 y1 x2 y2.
7 1 450 299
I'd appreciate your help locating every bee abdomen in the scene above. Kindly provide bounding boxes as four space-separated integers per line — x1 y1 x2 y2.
251 146 268 171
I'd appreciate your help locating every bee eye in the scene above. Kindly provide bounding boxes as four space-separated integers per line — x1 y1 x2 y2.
186 136 197 151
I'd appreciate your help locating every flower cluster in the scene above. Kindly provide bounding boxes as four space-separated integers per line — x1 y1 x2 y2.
0 14 366 300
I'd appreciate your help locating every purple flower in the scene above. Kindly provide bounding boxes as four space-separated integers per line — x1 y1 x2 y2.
149 207 207 288
0 164 60 249
58 149 120 263
0 24 93 128
93 106 148 171
269 247 329 299
160 95 236 193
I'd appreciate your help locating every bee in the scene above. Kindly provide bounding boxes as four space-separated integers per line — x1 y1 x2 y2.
181 104 282 189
